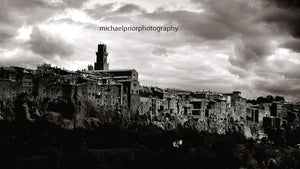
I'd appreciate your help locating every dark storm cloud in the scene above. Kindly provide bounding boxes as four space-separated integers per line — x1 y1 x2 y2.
280 39 300 53
1 0 45 9
192 0 277 69
185 0 300 100
62 0 89 8
0 5 21 44
28 27 74 59
143 0 274 69
282 69 300 79
253 79 300 100
187 0 257 39
260 8 300 38
0 26 16 44
114 3 145 14
85 3 145 20
263 0 300 8
237 59 300 101
143 10 234 40
260 0 300 53
0 8 19 26
229 38 273 68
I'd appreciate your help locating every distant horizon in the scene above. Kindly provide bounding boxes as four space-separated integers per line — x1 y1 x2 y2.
1 63 295 103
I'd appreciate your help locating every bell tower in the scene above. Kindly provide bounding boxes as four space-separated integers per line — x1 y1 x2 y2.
94 43 109 70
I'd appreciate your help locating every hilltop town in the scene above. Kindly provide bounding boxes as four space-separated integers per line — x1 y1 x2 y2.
1 44 300 139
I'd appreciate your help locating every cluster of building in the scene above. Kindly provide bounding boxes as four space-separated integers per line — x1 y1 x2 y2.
139 86 300 137
1 44 300 138
0 44 140 116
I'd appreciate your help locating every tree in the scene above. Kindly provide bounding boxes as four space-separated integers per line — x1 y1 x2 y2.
266 95 274 102
275 96 285 102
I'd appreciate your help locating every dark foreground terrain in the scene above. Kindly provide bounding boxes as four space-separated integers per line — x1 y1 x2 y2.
1 121 300 169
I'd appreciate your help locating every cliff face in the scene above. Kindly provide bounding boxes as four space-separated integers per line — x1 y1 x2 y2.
0 99 14 121
2 94 300 169
0 93 130 130
0 93 246 136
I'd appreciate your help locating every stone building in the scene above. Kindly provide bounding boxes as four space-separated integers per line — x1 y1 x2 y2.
0 67 34 100
83 44 140 116
76 80 124 108
0 79 13 99
205 99 227 134
94 43 109 70
85 69 140 116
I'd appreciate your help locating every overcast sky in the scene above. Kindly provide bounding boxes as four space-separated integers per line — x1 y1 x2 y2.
1 0 300 101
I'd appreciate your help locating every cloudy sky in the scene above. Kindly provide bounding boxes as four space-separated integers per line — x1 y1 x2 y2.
1 0 300 101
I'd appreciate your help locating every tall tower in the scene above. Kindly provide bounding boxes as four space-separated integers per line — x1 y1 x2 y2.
94 44 109 70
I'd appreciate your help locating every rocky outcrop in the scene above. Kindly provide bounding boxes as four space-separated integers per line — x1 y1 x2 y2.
0 93 131 130
182 116 207 132
0 99 14 121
